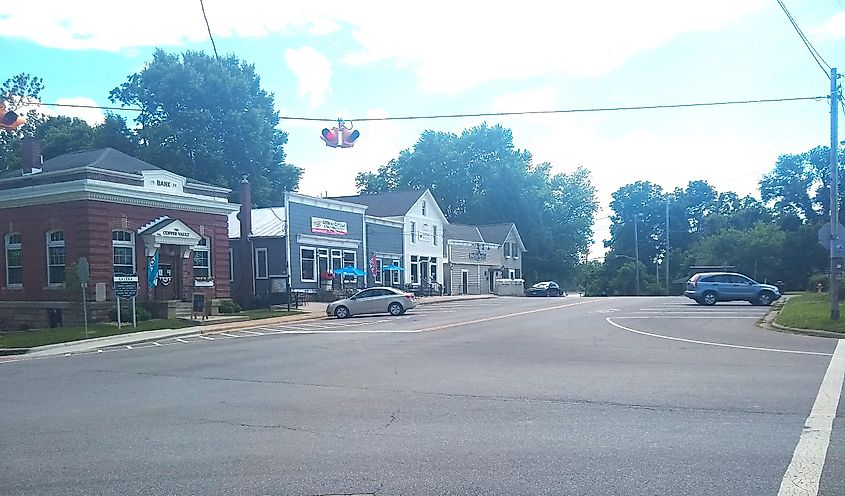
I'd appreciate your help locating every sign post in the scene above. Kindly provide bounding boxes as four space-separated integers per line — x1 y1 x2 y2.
114 275 140 328
77 258 90 338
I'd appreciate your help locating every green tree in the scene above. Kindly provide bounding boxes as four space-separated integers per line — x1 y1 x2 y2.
110 49 301 206
0 73 47 172
356 123 598 285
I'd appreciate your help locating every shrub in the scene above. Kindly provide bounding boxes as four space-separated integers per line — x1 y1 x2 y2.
108 303 152 322
218 300 242 314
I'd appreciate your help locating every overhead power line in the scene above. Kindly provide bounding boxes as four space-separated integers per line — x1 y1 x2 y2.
199 0 219 59
278 96 827 122
775 0 831 79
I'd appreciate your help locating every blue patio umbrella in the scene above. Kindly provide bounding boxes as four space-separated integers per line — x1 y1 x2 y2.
382 264 404 271
334 266 366 277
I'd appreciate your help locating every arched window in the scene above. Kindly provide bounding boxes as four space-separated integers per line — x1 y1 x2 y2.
5 233 22 287
112 230 135 275
46 230 65 286
193 236 211 279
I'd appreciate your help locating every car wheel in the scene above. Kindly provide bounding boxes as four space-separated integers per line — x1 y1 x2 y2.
701 291 718 306
756 291 774 306
334 306 350 319
388 302 404 316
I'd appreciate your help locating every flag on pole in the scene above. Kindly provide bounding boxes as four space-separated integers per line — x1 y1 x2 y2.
148 250 160 288
371 255 378 277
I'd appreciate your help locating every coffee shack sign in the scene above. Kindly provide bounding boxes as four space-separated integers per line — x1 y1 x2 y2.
311 217 347 236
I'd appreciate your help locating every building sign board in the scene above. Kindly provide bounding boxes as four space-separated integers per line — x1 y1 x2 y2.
311 217 347 236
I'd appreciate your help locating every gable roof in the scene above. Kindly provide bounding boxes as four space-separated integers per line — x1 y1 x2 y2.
477 223 526 252
330 190 425 217
0 147 216 188
228 208 287 238
445 224 484 243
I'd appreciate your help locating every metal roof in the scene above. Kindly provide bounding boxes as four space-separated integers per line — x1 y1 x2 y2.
228 208 287 238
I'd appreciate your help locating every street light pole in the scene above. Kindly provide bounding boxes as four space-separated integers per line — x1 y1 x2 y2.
634 216 641 296
831 67 840 320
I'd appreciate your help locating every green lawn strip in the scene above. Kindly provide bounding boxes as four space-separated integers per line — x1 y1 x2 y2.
0 319 194 349
237 309 303 320
776 292 845 334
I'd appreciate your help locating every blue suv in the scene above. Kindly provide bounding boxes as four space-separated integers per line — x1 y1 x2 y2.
684 272 781 306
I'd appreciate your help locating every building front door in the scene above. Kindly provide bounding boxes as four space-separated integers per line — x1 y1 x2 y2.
154 247 181 301
461 270 469 295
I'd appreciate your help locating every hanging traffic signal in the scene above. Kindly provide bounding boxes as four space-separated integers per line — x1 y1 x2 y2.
0 102 26 130
321 127 339 147
340 128 360 148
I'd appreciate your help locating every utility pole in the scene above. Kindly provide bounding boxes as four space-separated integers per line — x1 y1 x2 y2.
830 67 840 320
634 216 641 297
665 200 670 289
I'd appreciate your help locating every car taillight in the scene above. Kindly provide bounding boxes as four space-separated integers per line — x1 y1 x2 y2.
404 293 415 301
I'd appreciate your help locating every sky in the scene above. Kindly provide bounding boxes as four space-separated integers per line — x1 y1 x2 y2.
2 1 844 256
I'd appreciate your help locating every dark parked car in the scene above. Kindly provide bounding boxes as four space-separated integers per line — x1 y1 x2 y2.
525 281 565 297
684 272 781 306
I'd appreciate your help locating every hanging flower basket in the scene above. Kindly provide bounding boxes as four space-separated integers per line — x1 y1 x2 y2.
320 272 334 281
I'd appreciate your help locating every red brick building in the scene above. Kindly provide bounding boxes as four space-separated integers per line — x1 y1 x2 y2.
0 140 237 329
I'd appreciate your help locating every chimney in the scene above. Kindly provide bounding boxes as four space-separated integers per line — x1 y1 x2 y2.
239 177 252 240
20 137 43 173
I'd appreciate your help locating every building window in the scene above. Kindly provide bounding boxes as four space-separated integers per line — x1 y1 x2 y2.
46 230 65 286
330 249 343 273
515 269 521 279
193 236 211 279
374 258 382 283
509 269 515 279
255 248 268 279
433 225 438 246
512 242 518 259
410 222 416 244
392 258 401 284
430 257 438 282
342 250 357 283
301 247 316 282
422 200 427 216
112 230 135 276
504 242 511 258
5 233 22 287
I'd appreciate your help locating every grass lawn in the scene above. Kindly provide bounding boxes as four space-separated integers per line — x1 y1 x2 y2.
776 292 845 334
0 319 195 349
238 309 302 320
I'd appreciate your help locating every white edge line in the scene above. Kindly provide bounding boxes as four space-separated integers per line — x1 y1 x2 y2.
778 339 845 495
605 317 833 356
239 330 264 336
175 338 189 344
218 333 240 338
198 335 214 341
618 316 760 319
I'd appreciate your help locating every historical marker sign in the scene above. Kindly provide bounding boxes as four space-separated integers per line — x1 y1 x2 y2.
114 275 139 299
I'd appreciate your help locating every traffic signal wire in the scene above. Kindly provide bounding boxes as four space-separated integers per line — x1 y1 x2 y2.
26 95 828 122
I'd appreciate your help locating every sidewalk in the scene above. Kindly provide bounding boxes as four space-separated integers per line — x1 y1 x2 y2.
9 294 497 359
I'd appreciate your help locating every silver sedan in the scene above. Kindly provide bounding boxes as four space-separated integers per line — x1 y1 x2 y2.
326 287 418 319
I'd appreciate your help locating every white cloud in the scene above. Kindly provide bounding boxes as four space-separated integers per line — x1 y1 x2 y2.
284 46 333 107
493 87 560 113
53 98 105 125
1 1 766 93
812 12 845 41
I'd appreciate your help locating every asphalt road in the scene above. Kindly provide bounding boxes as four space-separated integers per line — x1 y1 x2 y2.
1 296 842 495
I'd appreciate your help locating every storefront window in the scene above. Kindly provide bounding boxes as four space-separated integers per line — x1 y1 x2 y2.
255 248 268 279
392 259 401 285
301 247 316 282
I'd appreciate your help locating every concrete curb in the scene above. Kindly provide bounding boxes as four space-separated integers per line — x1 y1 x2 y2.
758 295 845 339
13 295 500 358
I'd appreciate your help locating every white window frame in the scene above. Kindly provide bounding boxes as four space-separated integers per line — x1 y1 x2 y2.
512 242 519 259
255 247 269 280
410 222 416 244
392 258 401 284
374 257 382 283
112 230 136 276
509 269 515 279
504 242 511 258
433 225 438 246
46 229 65 287
5 232 22 288
421 200 427 216
300 247 317 282
193 236 211 279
